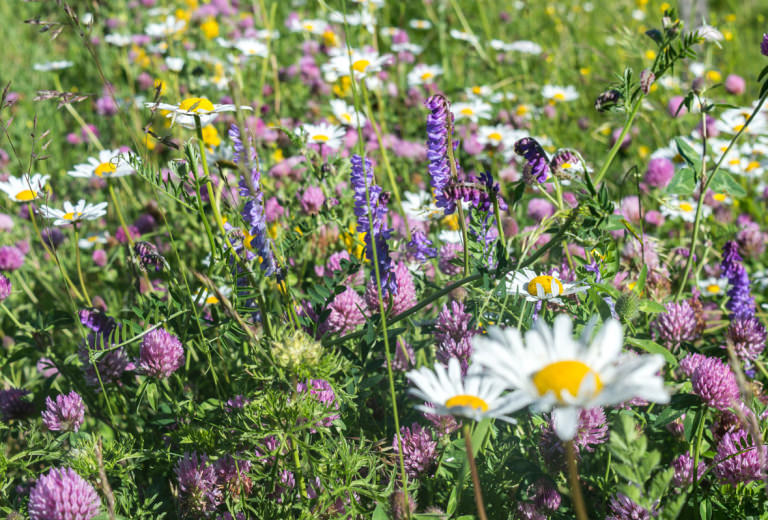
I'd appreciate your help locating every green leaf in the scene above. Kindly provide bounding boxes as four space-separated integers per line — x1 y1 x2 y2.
758 64 768 83
372 503 388 520
638 300 666 314
708 169 746 198
664 166 695 195
674 137 702 173
146 381 158 411
625 337 677 366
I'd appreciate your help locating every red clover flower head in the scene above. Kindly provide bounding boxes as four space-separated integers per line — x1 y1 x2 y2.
139 327 185 378
392 422 438 477
41 391 85 432
28 467 101 520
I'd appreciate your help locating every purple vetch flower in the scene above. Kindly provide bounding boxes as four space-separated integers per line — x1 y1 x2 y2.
726 317 766 362
41 391 85 432
606 493 652 520
425 94 456 214
78 330 131 387
406 230 437 262
690 356 740 410
549 149 579 178
514 137 549 183
0 388 32 421
0 245 24 271
650 301 699 350
297 186 325 215
435 300 476 374
392 423 438 477
0 273 10 300
175 452 222 516
321 288 367 336
139 327 185 378
364 261 416 315
296 378 340 430
531 479 561 511
721 241 755 319
713 429 765 484
350 154 397 296
515 502 545 520
28 467 101 520
761 34 768 57
671 452 706 488
274 469 295 503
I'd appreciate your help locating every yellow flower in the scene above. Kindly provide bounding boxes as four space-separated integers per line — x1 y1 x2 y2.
579 67 590 76
201 17 219 39
723 30 733 41
660 2 671 11
332 76 352 98
268 223 278 240
706 70 722 82
131 45 150 68
153 79 167 96
644 50 656 60
201 125 221 148
322 29 339 47
725 14 736 22
638 145 650 159
342 223 365 260
441 213 459 231
271 148 284 163
175 9 191 23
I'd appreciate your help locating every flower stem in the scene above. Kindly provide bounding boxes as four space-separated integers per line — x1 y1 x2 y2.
445 114 470 276
29 206 83 302
290 435 308 499
593 96 643 186
565 440 589 520
72 226 92 306
463 423 488 520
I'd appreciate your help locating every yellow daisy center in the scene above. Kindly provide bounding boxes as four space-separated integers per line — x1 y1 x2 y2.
312 134 329 142
352 59 371 73
733 124 745 132
472 86 482 94
62 212 83 220
712 193 727 202
527 275 563 297
516 104 529 116
303 23 315 31
746 161 761 172
553 92 566 101
460 108 474 116
729 158 741 166
706 284 721 294
342 113 352 122
15 189 37 201
178 97 215 112
445 394 489 412
533 360 603 402
679 202 694 212
205 295 220 305
488 132 503 141
420 72 434 81
95 162 117 177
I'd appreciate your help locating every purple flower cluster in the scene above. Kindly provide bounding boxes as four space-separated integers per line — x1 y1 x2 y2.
685 354 740 410
296 378 340 430
435 300 476 374
406 230 437 262
392 423 437 477
139 327 185 378
443 171 507 214
77 309 130 387
726 316 766 362
321 287 367 336
762 34 768 57
0 387 32 421
514 137 549 183
721 241 755 319
541 408 607 466
28 467 101 520
0 273 10 301
422 402 462 436
214 454 253 497
175 452 223 516
230 124 276 276
0 245 25 271
133 241 165 271
713 429 764 484
350 154 397 296
364 261 416 315
425 94 456 214
606 493 652 520
671 452 706 488
41 391 85 432
650 300 699 350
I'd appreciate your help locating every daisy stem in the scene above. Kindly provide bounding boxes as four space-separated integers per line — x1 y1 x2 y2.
72 226 92 307
565 440 589 520
592 96 643 186
462 423 488 520
360 83 410 242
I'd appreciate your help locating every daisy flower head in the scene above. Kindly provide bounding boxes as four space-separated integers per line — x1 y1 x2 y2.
660 197 709 223
542 85 579 103
406 357 519 422
698 276 728 297
299 123 345 150
197 285 232 306
234 38 269 58
68 149 135 179
0 173 49 203
39 200 107 227
145 15 186 38
33 61 74 72
476 125 525 149
330 99 366 127
406 64 443 87
451 101 493 123
324 49 390 82
78 231 110 250
287 18 328 35
409 19 432 30
472 315 669 440
146 97 251 129
506 268 588 303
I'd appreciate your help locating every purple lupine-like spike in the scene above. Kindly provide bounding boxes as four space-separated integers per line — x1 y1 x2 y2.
425 94 457 215
514 137 549 183
721 241 755 319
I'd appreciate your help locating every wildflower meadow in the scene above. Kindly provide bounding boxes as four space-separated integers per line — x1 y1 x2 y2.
3 0 768 518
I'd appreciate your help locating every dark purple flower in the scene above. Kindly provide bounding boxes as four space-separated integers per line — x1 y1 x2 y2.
139 327 184 378
389 489 416 520
438 242 463 276
726 317 766 362
296 378 340 430
175 452 222 516
761 34 768 57
0 245 24 271
214 455 253 497
392 423 437 477
77 315 130 387
721 241 755 319
422 402 461 436
41 391 85 432
690 356 740 410
435 300 476 374
425 94 456 214
0 273 11 300
134 241 165 271
391 338 415 371
606 493 651 520
651 301 699 350
514 137 549 183
28 467 101 520
531 480 561 511
671 452 706 488
0 388 32 421
364 261 416 315
407 230 437 262
713 429 764 484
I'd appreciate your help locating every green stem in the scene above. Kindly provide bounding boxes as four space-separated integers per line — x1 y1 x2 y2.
195 116 232 249
291 435 308 499
445 110 470 276
463 424 488 520
690 406 706 506
29 206 83 302
72 226 92 306
593 96 643 186
565 440 589 520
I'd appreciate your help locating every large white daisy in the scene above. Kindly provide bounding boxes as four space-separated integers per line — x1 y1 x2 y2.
68 149 135 179
506 268 587 303
299 123 345 150
472 315 669 440
0 173 49 203
146 97 252 129
38 200 108 227
406 357 519 422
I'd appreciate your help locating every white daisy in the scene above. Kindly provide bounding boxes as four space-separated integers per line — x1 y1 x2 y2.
323 49 390 82
451 101 493 123
465 85 494 99
406 64 443 87
32 61 74 72
78 231 110 250
329 99 366 127
38 200 108 226
476 125 525 149
506 269 588 303
0 173 49 203
146 97 251 129
541 85 579 103
717 107 768 136
449 29 479 45
505 40 542 54
406 357 519 422
402 191 441 221
698 277 728 297
472 314 669 440
104 34 133 47
197 285 233 305
165 57 185 72
234 38 269 58
409 19 432 30
145 16 186 37
299 123 345 150
660 197 709 222
392 42 423 55
68 149 135 179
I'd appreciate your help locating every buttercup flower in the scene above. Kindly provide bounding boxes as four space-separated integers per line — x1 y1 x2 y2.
472 315 669 440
